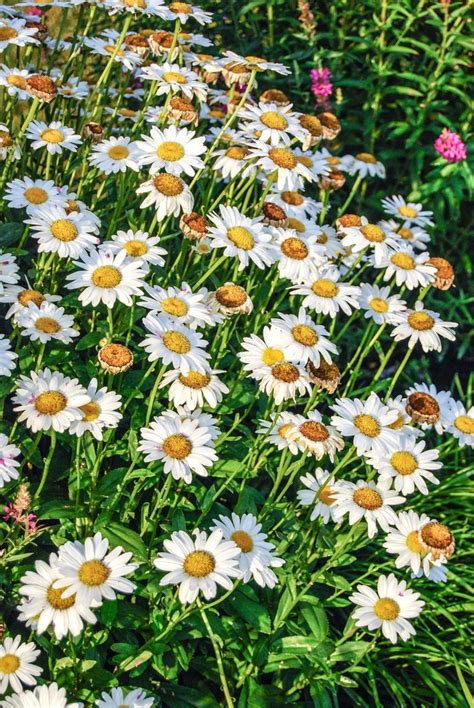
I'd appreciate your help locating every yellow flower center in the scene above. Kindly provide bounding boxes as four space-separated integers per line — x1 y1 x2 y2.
318 486 336 505
91 266 122 289
406 530 423 554
260 111 288 130
361 224 385 243
271 362 300 382
398 227 413 241
79 401 101 422
41 128 64 144
108 145 129 160
369 297 389 313
317 231 328 244
18 289 45 307
352 487 383 510
326 156 340 166
178 371 210 389
374 598 399 620
163 71 186 84
299 421 329 442
353 414 380 438
420 522 453 550
262 347 284 366
123 0 146 7
278 422 294 439
388 413 405 430
162 433 192 459
355 152 377 163
311 279 338 298
8 74 27 89
292 324 318 346
161 296 189 317
281 237 308 260
454 415 474 434
170 1 192 13
47 584 76 610
287 217 306 233
123 240 148 257
35 316 61 334
226 225 254 250
0 27 18 41
183 550 215 577
391 252 416 270
50 219 78 242
0 654 20 674
231 530 254 553
268 147 297 169
24 186 48 204
78 560 110 586
105 45 125 56
118 107 135 116
281 190 304 206
225 146 247 160
407 312 434 331
153 173 184 196
157 141 185 162
390 451 417 475
35 391 67 415
399 205 418 218
162 331 191 354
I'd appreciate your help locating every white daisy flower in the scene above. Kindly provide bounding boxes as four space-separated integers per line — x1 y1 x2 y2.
139 282 215 327
0 635 42 694
291 266 361 318
255 360 312 404
104 229 167 269
273 227 325 281
270 307 338 365
25 120 81 155
256 411 300 453
367 435 442 495
141 61 207 101
57 76 90 101
0 64 31 99
378 218 431 251
313 147 347 173
333 479 405 538
0 433 20 488
330 392 401 456
0 251 20 291
443 401 474 448
212 513 284 588
292 146 332 180
248 141 314 190
268 187 323 220
376 247 436 290
106 0 171 17
135 125 206 176
0 334 17 376
154 528 240 605
137 173 194 220
18 553 98 640
385 395 423 437
239 326 288 375
358 283 406 325
56 190 101 229
207 205 275 271
0 285 61 320
297 469 346 524
16 301 78 344
0 682 80 708
390 301 457 352
12 368 89 433
212 145 256 180
381 195 434 228
341 152 386 178
65 248 146 308
289 411 345 461
88 136 140 174
25 205 100 259
55 532 137 605
68 378 122 441
0 18 38 51
221 50 290 75
341 216 399 265
349 573 424 644
403 383 455 434
84 33 142 72
238 101 305 146
95 687 155 708
140 313 210 373
167 1 212 24
383 510 448 581
160 367 229 411
315 225 344 260
4 176 66 214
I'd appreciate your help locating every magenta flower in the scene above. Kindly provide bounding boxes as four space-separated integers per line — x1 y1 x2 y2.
434 129 467 163
310 68 333 105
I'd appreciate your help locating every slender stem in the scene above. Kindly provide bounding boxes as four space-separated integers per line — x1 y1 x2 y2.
199 602 234 708
34 431 56 499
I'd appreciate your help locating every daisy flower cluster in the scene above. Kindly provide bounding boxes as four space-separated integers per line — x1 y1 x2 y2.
0 0 470 703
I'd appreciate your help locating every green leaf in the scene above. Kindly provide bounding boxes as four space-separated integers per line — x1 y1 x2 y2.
98 521 148 561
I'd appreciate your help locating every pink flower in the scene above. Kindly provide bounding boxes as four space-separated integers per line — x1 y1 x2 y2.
434 129 467 163
310 68 333 100
25 6 42 16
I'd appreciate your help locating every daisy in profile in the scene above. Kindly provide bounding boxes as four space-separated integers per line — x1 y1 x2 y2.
137 173 194 219
376 247 436 290
0 66 31 99
66 248 146 308
0 433 20 487
291 266 360 318
298 469 346 524
349 574 424 644
0 285 61 320
270 307 338 365
136 124 206 176
379 218 431 251
212 513 284 588
381 195 434 228
341 217 398 265
18 553 98 639
4 176 66 214
330 393 401 455
206 282 252 318
273 227 324 281
167 1 212 24
342 152 385 178
333 479 405 538
140 313 210 372
96 687 155 708
26 205 100 259
269 188 323 220
316 225 345 260
141 61 207 101
248 141 314 190
139 408 217 483
221 50 290 75
256 411 300 452
390 301 457 352
104 229 167 269
25 120 81 155
106 0 172 17
68 379 122 441
256 360 312 404
154 528 240 604
16 301 78 344
385 395 423 437
207 205 275 271
290 411 344 460
13 368 89 433
88 136 140 174
139 282 217 327
0 635 42 694
358 283 406 325
0 682 80 708
0 334 17 376
238 101 305 146
0 251 20 293
404 383 455 433
367 435 442 495
0 18 38 51
384 510 448 581
443 401 474 448
55 532 137 605
84 31 142 72
160 367 229 410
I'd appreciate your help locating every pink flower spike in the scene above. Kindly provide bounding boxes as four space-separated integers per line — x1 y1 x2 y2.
434 129 467 163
